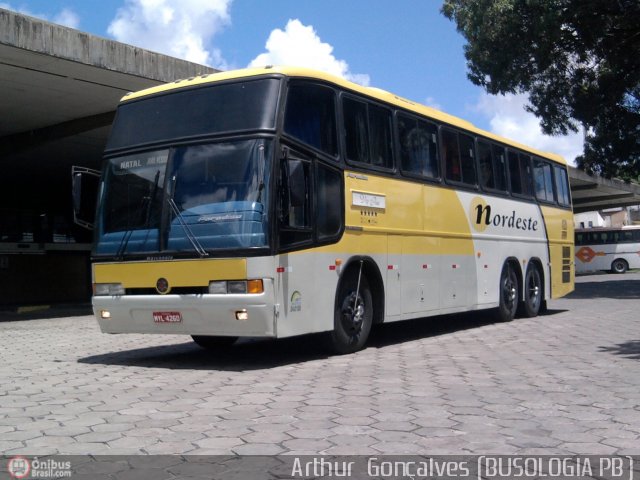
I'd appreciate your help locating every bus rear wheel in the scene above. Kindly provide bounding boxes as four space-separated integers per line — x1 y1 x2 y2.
192 335 238 350
329 272 373 354
519 264 542 318
495 262 518 322
611 259 628 274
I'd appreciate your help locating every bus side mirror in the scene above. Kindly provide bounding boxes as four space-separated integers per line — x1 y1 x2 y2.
71 166 101 230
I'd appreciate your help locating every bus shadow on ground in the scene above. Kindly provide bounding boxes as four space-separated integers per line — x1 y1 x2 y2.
77 308 566 371
567 280 640 300
598 340 640 360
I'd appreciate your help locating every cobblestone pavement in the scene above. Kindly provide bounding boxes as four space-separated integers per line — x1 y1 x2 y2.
0 272 638 456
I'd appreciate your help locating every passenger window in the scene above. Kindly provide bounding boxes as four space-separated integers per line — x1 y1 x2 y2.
459 135 476 185
398 114 438 178
443 129 476 186
492 145 508 191
316 164 343 240
508 151 533 197
477 141 494 189
343 97 393 169
442 129 461 182
279 155 312 248
553 165 571 206
534 159 554 202
284 83 337 157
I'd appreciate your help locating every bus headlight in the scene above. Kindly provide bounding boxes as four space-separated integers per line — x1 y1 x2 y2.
94 283 125 296
208 280 264 294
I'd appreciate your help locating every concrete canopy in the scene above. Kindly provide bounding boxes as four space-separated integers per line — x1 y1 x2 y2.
569 167 640 214
0 9 215 306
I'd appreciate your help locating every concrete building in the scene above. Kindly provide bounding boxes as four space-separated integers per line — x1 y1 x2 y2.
0 8 216 307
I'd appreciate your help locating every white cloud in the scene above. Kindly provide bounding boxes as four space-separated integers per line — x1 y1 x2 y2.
474 93 583 164
53 8 80 29
1 3 80 29
107 0 232 68
248 19 370 86
424 96 442 111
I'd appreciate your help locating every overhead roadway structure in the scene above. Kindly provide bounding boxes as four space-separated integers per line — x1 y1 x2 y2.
0 8 215 307
569 167 640 214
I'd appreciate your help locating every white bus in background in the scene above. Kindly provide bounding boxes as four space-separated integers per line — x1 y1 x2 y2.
575 226 640 274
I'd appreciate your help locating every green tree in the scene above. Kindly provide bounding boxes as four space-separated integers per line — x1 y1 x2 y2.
442 0 640 180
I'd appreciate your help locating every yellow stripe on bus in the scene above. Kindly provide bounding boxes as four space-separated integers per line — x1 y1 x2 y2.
94 258 247 288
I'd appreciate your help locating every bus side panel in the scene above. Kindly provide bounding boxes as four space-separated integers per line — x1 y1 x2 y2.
541 206 574 298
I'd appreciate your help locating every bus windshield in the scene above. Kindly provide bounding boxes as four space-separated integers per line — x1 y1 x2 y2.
95 139 272 256
105 78 280 151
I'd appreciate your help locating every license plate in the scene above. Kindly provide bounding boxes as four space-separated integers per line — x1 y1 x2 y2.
153 311 182 323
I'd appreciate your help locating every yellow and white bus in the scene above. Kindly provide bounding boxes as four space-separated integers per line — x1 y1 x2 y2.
575 226 640 274
83 66 574 354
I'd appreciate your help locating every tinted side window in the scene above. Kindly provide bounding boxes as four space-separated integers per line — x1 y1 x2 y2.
492 144 508 191
343 97 368 164
316 164 343 240
343 97 394 169
398 114 438 178
443 129 476 186
459 135 476 185
534 159 554 202
553 165 571 206
509 151 533 197
284 83 337 156
442 129 461 182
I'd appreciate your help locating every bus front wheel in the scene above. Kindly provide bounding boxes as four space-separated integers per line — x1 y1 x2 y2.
192 335 238 350
611 259 628 274
330 271 373 354
495 262 519 322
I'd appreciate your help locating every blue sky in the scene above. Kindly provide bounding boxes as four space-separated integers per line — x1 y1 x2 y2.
2 0 583 162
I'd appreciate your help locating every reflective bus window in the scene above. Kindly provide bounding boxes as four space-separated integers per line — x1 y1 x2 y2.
534 159 555 202
508 151 533 197
343 97 393 169
284 83 337 156
553 165 571 206
492 144 508 191
316 164 343 239
443 129 476 186
398 114 438 178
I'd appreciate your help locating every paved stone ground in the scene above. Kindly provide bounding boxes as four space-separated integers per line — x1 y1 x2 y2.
0 272 639 456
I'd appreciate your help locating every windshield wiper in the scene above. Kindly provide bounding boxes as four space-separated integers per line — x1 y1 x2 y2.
256 142 265 204
168 197 208 258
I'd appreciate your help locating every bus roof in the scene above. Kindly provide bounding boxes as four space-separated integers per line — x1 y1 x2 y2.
120 66 567 165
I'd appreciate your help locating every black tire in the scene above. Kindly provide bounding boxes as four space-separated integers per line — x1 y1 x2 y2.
192 335 238 350
329 271 373 354
519 264 543 318
611 259 628 274
495 262 519 322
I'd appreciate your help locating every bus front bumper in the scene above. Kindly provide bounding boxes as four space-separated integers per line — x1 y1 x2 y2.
93 285 276 337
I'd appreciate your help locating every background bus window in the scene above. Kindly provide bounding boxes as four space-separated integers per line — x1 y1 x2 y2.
533 159 555 202
398 114 438 178
284 83 337 157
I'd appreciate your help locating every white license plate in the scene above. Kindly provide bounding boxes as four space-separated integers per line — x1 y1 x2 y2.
153 311 182 323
